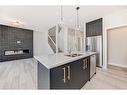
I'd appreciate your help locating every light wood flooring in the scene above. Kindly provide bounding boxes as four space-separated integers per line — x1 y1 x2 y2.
0 58 127 89
82 68 127 89
0 58 37 89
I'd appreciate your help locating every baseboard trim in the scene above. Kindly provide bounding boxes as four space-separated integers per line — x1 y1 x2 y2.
108 63 127 68
108 64 127 72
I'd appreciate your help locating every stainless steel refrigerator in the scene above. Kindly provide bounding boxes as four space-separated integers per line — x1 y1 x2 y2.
86 36 103 67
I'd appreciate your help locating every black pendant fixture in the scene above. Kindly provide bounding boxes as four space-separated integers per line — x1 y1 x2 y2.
76 6 80 30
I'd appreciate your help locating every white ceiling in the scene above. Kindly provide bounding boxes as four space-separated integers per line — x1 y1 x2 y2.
0 6 127 31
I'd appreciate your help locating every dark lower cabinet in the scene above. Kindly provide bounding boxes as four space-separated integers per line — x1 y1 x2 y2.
67 59 85 89
0 26 2 62
50 65 70 89
38 56 90 89
81 57 90 86
50 59 84 89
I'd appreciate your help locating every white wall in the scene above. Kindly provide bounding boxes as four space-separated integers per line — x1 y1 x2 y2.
103 9 127 69
104 10 127 29
33 30 53 56
107 27 127 68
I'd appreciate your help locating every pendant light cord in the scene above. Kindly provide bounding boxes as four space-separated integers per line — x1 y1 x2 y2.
76 7 80 29
61 6 63 22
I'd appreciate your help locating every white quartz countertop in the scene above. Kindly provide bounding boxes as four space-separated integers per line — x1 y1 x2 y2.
34 52 96 69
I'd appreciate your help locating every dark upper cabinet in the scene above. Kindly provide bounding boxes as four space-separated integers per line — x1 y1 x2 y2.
50 57 90 89
0 24 33 62
86 18 103 37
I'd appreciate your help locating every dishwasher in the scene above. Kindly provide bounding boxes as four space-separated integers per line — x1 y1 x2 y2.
90 54 96 78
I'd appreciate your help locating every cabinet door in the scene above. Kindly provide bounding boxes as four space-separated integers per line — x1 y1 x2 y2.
82 57 90 85
86 18 102 37
86 22 92 37
0 26 2 61
50 60 83 89
69 59 84 89
68 58 90 89
71 57 90 88
50 58 90 89
50 65 69 89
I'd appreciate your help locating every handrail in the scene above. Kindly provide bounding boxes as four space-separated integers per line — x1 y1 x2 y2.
48 34 56 47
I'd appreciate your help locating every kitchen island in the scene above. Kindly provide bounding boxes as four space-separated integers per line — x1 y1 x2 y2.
34 52 96 89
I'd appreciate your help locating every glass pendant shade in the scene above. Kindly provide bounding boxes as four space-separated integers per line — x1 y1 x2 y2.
59 6 64 26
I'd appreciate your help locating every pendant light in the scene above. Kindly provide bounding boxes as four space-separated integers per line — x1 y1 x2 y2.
60 6 63 22
59 5 64 25
76 7 80 30
74 6 80 52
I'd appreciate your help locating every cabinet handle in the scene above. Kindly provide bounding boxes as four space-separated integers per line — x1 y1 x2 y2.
85 59 88 69
83 60 85 69
67 66 71 80
62 67 66 83
83 59 86 69
83 59 88 69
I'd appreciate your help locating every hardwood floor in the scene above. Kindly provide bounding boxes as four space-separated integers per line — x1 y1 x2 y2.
0 58 127 89
0 58 37 89
82 68 127 89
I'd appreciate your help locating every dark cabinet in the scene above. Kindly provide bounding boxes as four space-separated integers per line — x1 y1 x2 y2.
86 18 102 37
0 26 2 61
69 59 85 89
38 57 90 89
82 57 90 86
50 57 90 89
50 59 85 89
50 64 69 89
70 57 90 89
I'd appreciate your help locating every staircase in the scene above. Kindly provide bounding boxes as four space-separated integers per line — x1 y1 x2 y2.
48 25 63 53
48 24 83 54
48 26 57 53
